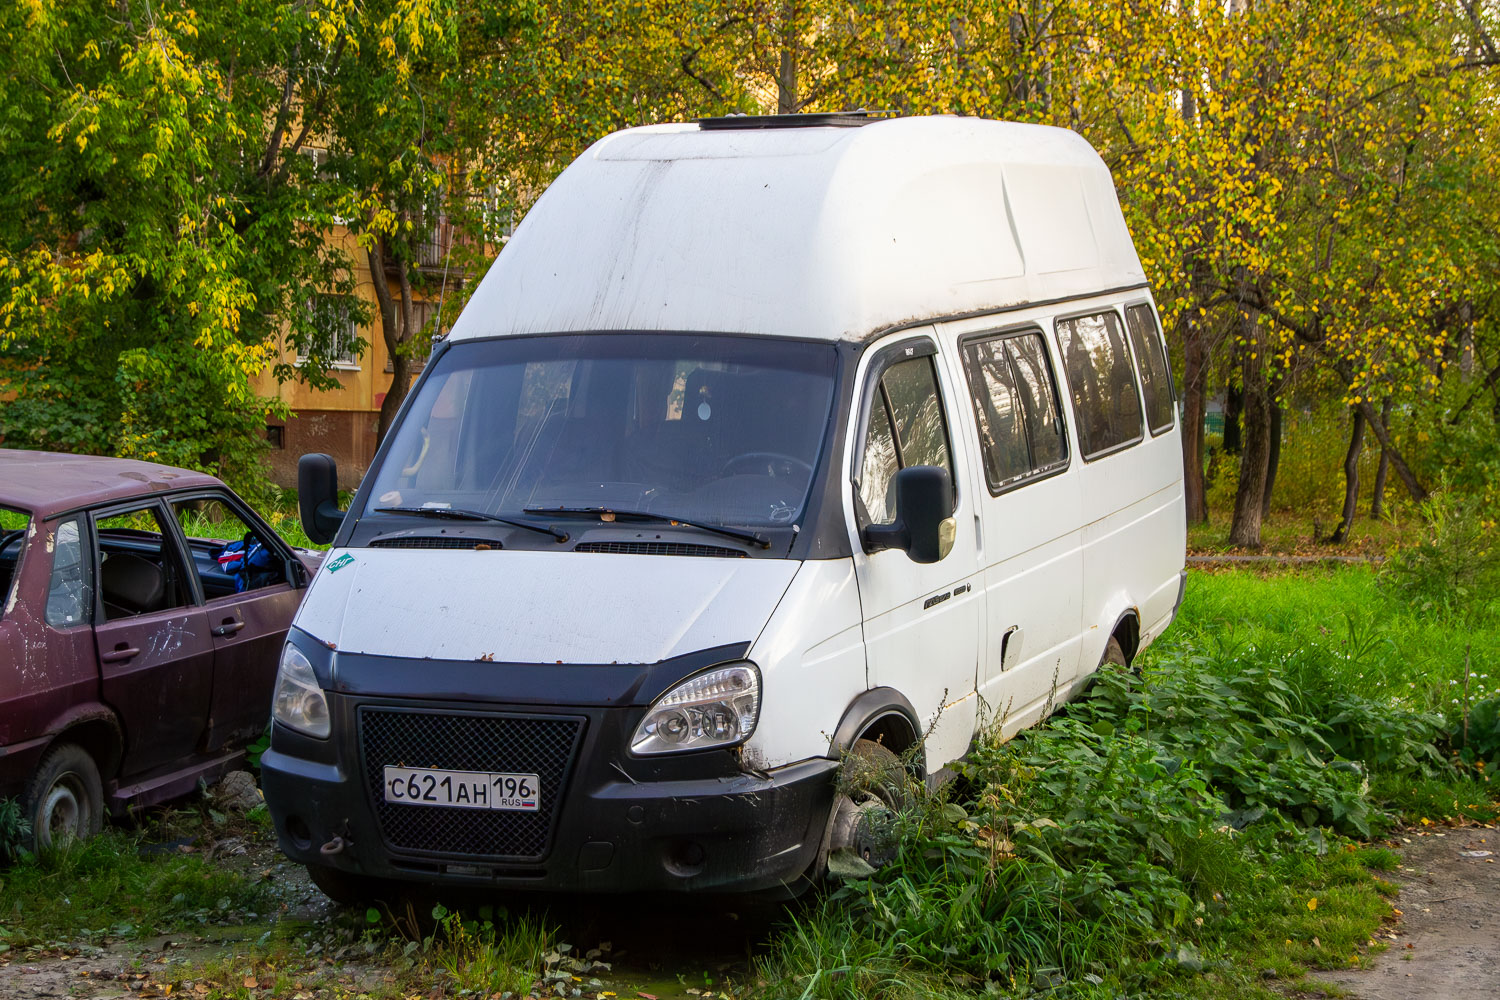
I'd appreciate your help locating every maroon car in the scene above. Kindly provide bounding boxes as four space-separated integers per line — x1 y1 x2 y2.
0 451 318 848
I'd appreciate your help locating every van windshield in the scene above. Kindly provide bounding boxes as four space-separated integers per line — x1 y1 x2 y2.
364 334 839 530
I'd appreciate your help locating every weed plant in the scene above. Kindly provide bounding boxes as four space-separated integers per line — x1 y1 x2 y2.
756 566 1498 999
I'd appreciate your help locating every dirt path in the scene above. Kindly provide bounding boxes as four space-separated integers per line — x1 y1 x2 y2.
1314 824 1499 999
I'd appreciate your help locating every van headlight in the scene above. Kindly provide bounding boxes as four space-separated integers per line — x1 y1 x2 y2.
631 663 760 755
272 643 331 738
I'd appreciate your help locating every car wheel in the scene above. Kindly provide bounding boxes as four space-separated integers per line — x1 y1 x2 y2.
306 863 391 906
820 738 915 876
25 743 104 850
1101 636 1128 670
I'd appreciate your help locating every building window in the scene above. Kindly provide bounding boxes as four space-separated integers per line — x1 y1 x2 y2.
384 299 441 374
299 293 362 369
265 425 285 449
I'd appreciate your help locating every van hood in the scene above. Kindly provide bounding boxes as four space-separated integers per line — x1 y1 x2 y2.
293 548 800 664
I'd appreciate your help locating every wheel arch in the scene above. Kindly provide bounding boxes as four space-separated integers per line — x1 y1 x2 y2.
828 688 924 777
41 707 124 782
1107 607 1141 664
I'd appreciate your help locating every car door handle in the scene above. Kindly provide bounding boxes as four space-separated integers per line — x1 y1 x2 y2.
212 618 246 637
101 647 140 663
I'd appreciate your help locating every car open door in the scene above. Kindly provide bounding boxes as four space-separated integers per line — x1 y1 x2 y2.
169 493 304 754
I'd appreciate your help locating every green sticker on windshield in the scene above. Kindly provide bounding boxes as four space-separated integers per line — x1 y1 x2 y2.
326 553 355 573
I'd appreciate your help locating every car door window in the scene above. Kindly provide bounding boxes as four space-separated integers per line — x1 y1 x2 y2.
44 518 90 628
856 353 954 526
94 506 193 621
172 496 286 599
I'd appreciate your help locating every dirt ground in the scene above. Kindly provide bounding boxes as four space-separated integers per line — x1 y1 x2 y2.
1314 823 1500 1000
0 822 764 1000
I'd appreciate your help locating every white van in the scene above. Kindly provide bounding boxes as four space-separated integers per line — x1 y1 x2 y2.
262 114 1186 900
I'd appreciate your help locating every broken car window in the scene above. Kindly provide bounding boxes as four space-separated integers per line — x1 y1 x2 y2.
44 518 89 628
94 506 193 621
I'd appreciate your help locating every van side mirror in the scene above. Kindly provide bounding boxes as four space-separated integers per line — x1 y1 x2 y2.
862 465 956 564
298 453 346 545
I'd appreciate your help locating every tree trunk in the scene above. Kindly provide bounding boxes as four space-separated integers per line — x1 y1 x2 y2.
1330 408 1366 544
368 232 416 444
1355 395 1426 502
1261 398 1282 519
1371 397 1392 518
1180 319 1210 524
1176 75 1208 526
1222 382 1243 454
1227 320 1271 548
776 0 798 114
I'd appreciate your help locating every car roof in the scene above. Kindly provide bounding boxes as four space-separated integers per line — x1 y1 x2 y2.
449 115 1147 345
0 450 226 518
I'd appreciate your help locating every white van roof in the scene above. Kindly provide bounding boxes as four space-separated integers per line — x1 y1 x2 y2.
448 116 1147 345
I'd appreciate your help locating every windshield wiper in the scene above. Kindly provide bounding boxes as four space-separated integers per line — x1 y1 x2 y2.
523 506 770 549
374 506 569 542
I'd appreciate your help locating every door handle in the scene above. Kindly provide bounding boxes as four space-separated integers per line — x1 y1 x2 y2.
101 646 140 663
212 619 246 637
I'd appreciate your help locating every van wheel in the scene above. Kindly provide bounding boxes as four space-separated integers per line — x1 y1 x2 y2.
25 743 104 850
1101 636 1128 670
822 739 914 875
306 863 392 906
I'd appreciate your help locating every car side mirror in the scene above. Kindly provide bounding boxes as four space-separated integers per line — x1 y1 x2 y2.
298 453 346 545
862 465 956 564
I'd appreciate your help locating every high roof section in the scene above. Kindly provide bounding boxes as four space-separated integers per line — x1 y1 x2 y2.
449 116 1147 344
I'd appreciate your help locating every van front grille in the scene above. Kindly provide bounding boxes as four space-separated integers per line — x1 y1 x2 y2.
359 708 583 860
574 541 746 558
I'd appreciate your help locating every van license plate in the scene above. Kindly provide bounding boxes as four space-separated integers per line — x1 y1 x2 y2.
382 766 541 812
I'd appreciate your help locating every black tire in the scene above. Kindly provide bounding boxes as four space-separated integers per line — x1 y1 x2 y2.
306 863 390 906
818 738 916 877
24 743 104 850
1101 636 1128 669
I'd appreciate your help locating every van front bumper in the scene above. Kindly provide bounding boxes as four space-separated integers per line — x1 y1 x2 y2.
260 692 838 895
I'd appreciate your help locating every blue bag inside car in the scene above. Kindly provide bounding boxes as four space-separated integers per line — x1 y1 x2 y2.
216 534 276 592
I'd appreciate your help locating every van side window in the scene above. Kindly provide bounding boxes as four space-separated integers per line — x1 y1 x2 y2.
960 332 1069 492
857 355 954 525
1124 304 1176 434
1055 311 1144 460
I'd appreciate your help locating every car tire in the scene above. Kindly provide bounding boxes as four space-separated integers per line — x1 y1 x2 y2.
306 863 391 906
819 738 915 877
24 743 104 850
1101 636 1128 670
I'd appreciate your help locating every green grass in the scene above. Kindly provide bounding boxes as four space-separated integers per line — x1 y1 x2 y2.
0 828 275 947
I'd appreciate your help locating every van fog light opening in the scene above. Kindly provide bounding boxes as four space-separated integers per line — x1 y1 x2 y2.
631 663 760 755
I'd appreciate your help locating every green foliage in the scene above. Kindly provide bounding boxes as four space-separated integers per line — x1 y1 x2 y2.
757 568 1497 998
0 798 31 865
1380 486 1500 624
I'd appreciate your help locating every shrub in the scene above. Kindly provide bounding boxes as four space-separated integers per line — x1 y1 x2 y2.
0 798 30 863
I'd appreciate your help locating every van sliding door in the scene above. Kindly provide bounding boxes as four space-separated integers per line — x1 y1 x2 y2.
955 328 1084 736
